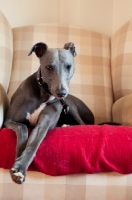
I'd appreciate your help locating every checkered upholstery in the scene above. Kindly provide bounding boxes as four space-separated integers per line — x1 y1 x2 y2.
1 169 132 200
1 9 132 200
111 19 132 125
0 10 13 92
8 24 113 124
0 84 9 128
113 93 132 126
111 19 132 101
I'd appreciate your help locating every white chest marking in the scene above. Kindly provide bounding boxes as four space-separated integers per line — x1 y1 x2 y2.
26 96 55 126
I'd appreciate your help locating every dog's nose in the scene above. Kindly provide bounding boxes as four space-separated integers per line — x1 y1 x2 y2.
57 91 67 98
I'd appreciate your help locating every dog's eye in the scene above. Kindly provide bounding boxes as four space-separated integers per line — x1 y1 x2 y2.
66 65 71 70
46 65 52 70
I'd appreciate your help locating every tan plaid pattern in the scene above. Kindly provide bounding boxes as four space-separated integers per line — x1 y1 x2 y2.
113 93 132 126
111 19 132 101
0 169 132 200
8 24 113 123
0 84 9 128
0 10 13 92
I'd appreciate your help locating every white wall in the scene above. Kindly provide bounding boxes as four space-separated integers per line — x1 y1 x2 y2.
1 0 132 36
113 0 132 34
0 0 113 36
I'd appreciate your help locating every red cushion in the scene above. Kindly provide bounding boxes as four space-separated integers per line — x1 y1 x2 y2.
0 125 132 175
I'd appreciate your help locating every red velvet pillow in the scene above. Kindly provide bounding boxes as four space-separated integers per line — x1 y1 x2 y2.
0 125 132 175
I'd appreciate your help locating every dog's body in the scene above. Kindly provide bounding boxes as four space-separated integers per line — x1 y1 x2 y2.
4 42 94 184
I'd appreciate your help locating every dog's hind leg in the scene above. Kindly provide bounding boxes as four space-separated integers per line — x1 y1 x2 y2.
64 94 95 125
57 104 87 126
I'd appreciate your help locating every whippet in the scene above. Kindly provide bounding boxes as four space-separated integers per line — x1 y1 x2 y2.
4 42 94 184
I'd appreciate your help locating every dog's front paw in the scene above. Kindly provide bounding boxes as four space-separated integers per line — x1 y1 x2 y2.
10 168 25 184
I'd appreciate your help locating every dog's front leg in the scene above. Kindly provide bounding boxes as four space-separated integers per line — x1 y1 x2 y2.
10 103 62 184
4 121 29 158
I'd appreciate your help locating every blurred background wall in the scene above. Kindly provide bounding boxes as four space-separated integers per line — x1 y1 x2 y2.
112 0 132 34
0 0 112 36
0 0 132 36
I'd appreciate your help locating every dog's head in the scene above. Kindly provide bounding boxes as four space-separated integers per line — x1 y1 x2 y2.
28 42 76 99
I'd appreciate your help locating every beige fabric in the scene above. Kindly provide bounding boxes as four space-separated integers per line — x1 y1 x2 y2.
0 83 9 128
0 10 13 92
113 93 132 126
111 19 132 101
0 169 132 200
8 24 113 123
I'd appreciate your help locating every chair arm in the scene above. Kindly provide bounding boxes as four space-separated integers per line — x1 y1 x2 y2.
0 84 9 128
112 93 132 126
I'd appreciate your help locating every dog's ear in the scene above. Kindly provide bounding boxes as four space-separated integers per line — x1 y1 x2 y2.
28 42 48 57
64 42 77 57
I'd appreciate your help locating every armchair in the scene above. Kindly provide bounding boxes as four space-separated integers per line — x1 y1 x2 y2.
1 10 132 200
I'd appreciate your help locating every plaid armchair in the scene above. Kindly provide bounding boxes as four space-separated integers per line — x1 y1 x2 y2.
1 10 132 200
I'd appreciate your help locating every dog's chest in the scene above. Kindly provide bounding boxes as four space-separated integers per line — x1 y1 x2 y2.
26 96 55 127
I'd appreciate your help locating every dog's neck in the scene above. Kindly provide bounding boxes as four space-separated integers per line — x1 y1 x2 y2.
37 66 52 95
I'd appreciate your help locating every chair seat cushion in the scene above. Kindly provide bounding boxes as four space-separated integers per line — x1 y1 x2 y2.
0 125 132 175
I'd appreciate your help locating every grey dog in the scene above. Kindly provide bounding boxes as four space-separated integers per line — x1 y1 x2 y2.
4 42 94 184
